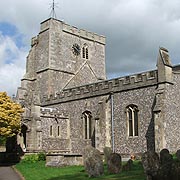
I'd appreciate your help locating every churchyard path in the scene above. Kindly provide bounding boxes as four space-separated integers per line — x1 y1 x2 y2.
0 166 23 180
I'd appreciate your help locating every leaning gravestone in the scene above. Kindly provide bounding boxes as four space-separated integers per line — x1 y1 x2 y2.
141 151 160 180
83 145 104 177
107 153 122 174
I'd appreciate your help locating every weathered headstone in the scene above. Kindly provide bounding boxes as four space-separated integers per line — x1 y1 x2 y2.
170 161 180 180
176 149 180 161
142 149 180 180
103 147 112 164
141 151 160 180
122 159 133 171
160 149 172 165
83 145 104 177
173 149 180 180
158 148 173 180
107 153 122 174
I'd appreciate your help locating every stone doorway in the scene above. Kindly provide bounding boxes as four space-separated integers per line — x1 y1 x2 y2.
21 124 28 150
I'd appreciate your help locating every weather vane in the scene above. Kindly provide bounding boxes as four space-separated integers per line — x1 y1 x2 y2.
49 0 59 19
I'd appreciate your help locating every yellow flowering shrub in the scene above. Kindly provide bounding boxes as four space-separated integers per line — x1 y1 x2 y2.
0 92 24 137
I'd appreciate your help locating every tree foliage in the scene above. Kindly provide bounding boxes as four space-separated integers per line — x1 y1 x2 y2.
0 92 24 137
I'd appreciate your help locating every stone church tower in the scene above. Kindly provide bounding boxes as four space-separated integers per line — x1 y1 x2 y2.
24 18 106 97
16 18 106 151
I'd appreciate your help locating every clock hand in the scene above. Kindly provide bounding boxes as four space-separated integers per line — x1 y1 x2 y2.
74 47 78 51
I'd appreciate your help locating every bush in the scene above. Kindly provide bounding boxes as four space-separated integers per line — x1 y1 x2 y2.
22 152 46 163
0 136 6 146
23 154 39 163
38 152 46 161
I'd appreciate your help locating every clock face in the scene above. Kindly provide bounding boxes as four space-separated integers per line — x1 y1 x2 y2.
72 43 81 56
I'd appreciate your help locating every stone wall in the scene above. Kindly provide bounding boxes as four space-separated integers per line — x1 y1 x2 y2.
40 95 110 154
113 86 157 155
163 71 180 152
40 77 158 155
46 154 83 167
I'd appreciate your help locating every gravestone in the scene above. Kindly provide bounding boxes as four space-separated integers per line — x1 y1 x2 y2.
107 153 122 174
174 149 180 179
122 159 133 171
83 145 104 177
158 148 173 180
176 149 180 161
141 151 160 180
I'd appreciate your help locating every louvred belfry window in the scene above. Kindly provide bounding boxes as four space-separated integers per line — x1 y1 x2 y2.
82 44 88 59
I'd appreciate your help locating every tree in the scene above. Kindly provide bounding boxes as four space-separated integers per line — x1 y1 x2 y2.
0 92 24 137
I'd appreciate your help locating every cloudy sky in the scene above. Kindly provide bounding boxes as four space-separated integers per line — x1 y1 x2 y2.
0 0 180 96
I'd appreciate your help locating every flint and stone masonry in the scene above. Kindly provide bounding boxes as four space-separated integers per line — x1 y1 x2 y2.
16 18 180 165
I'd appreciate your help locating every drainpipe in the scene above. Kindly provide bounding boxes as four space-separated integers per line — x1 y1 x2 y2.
110 92 115 153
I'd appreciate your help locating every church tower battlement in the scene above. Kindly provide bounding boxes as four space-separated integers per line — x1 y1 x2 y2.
40 18 105 44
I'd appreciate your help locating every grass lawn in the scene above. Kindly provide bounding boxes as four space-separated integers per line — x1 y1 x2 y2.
15 161 146 180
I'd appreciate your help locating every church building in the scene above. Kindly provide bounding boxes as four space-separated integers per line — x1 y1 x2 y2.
16 18 180 165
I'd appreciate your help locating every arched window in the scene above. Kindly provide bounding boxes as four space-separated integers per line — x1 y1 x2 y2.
126 105 139 137
82 111 92 139
82 44 89 59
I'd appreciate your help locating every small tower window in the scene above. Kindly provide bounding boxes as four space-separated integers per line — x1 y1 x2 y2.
57 126 60 137
82 44 89 59
126 105 139 137
50 125 53 137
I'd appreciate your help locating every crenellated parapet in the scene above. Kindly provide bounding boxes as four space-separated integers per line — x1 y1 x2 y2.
40 18 105 45
41 70 158 106
40 108 69 119
62 23 105 44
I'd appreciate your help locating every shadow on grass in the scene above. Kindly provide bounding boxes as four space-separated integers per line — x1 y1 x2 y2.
15 161 145 180
48 175 88 180
47 162 145 180
48 174 145 180
47 171 145 180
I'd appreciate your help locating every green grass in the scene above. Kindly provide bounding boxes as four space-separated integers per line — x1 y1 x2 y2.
15 161 146 180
